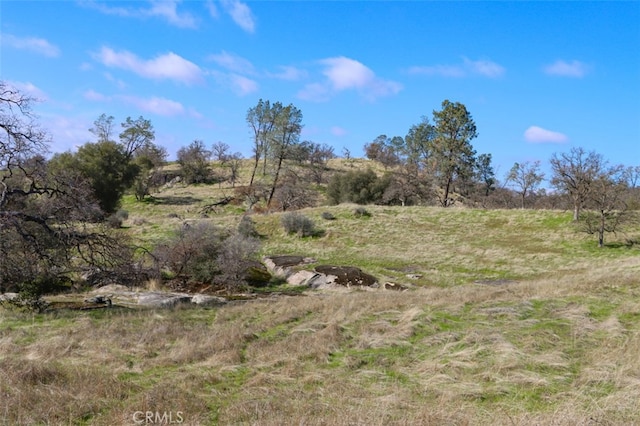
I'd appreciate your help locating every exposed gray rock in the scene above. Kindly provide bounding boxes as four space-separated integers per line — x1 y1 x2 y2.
287 270 322 286
0 292 19 302
137 292 193 308
191 294 227 306
263 255 316 278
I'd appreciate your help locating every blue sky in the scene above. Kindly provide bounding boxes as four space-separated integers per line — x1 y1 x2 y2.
2 0 639 181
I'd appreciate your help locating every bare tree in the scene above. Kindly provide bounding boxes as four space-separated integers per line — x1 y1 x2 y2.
506 160 545 209
581 164 630 248
0 82 135 303
212 141 231 164
89 113 115 143
550 147 604 221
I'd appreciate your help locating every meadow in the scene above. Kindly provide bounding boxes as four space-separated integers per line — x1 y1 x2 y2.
1 164 640 425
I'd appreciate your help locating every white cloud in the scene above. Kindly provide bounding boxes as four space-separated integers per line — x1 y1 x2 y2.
83 89 109 102
268 66 307 81
409 57 505 78
81 0 197 28
208 51 255 75
94 47 204 85
524 126 568 144
321 57 375 91
209 70 259 96
205 0 219 18
543 60 589 78
45 115 93 152
119 95 186 116
462 57 505 78
6 80 48 100
220 0 256 33
298 83 331 103
147 0 197 28
229 74 259 96
299 56 402 102
2 33 60 57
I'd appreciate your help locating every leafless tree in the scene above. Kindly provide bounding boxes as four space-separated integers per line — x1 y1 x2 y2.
550 147 605 221
0 81 135 302
506 160 545 209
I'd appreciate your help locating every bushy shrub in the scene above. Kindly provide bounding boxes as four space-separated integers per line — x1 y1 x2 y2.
327 168 390 205
281 212 316 237
321 211 336 220
153 222 260 292
107 209 129 228
353 207 371 218
237 215 260 238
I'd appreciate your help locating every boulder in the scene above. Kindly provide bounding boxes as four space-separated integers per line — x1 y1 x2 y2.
245 262 272 287
314 265 377 287
137 292 192 308
191 294 227 307
0 292 19 302
287 270 322 286
263 255 316 278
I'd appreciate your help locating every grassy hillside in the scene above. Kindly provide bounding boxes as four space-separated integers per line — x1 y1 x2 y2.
2 170 640 425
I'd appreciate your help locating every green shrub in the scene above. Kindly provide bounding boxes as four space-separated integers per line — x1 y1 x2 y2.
353 207 371 218
237 215 260 238
281 212 316 237
327 168 390 205
321 211 336 220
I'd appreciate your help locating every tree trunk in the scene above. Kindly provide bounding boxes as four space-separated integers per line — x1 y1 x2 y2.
442 176 452 207
267 155 284 208
573 205 579 222
598 209 605 247
249 152 259 187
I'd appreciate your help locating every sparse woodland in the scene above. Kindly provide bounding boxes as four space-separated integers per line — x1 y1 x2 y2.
2 81 640 424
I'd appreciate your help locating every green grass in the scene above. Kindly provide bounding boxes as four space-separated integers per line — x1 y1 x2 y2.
3 169 640 424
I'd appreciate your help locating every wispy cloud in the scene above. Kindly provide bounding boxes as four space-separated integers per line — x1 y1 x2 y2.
205 0 219 18
231 75 259 95
268 65 307 81
220 0 256 33
208 51 255 75
209 70 259 96
6 80 48 100
80 0 197 28
299 56 402 102
2 33 60 57
93 47 204 85
463 57 505 78
119 95 186 116
83 89 109 102
84 89 187 117
524 126 568 144
45 115 93 152
147 0 197 28
409 57 505 78
543 60 589 78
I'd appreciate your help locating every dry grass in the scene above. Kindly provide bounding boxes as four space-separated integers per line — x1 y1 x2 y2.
3 170 640 424
2 258 640 424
